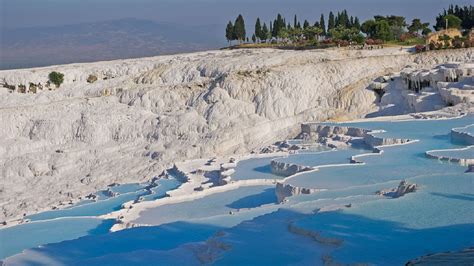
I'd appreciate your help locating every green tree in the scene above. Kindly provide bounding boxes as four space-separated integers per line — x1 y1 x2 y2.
49 72 64 88
225 21 234 45
329 26 364 43
303 20 310 29
408 19 423 33
443 14 462 29
294 15 298 28
361 19 377 38
354 17 361 30
255 18 262 42
408 19 430 35
261 23 269 41
374 20 393 41
303 26 323 41
233 15 246 43
320 14 326 35
278 28 290 41
422 27 432 36
273 14 285 38
328 12 335 32
435 5 473 30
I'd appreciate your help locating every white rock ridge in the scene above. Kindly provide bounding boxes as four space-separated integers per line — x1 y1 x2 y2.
0 47 472 222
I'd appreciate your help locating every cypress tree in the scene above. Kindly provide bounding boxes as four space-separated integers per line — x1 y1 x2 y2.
303 20 310 29
225 21 234 45
343 10 350 28
233 15 246 43
294 15 298 28
255 18 262 42
354 17 361 30
328 12 335 32
262 23 269 41
252 34 256 43
320 14 326 35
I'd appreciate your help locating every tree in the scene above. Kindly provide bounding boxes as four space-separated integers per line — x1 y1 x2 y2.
233 15 246 43
320 14 326 35
303 26 323 41
354 17 361 30
278 28 290 41
303 20 310 29
328 12 335 32
435 5 473 30
288 27 303 42
329 26 364 43
294 15 298 28
408 19 430 36
225 21 234 45
361 19 377 38
49 72 64 88
261 23 269 42
361 19 393 41
273 14 285 38
443 14 462 29
422 27 432 36
374 15 406 40
255 18 262 42
408 19 423 34
374 20 393 41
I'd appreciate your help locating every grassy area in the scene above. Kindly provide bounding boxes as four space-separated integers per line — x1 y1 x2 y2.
386 37 426 46
223 42 335 51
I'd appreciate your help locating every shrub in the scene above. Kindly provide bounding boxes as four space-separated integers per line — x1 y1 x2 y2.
48 71 64 88
87 74 98 83
415 45 426 53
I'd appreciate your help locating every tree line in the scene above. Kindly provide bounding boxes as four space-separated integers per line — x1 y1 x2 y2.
225 5 473 45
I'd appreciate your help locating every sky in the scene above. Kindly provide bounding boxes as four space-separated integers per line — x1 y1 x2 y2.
1 0 472 30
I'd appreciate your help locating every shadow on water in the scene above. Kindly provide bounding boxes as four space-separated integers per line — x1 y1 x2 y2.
6 221 224 265
430 192 474 202
433 134 450 141
253 164 272 174
86 219 117 235
226 188 277 209
4 208 474 265
296 211 474 265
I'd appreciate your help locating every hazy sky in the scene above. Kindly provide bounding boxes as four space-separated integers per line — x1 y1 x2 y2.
1 0 472 29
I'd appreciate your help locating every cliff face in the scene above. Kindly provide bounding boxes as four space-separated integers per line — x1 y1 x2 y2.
0 47 472 221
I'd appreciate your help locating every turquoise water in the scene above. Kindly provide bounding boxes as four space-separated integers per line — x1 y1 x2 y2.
2 115 473 265
230 156 284 180
274 147 369 167
135 185 277 226
0 178 181 260
0 218 115 259
26 179 180 222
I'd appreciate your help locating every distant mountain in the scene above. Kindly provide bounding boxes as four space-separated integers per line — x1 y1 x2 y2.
0 18 225 70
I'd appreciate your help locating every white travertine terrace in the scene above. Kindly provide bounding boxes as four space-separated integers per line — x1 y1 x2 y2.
0 47 472 224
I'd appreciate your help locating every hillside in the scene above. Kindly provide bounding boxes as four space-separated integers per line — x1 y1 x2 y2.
0 47 472 222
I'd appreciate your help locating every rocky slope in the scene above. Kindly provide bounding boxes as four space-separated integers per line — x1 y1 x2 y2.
0 47 472 222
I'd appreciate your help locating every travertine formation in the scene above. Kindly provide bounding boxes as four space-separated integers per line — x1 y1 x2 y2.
370 61 474 116
377 180 418 198
0 47 472 222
